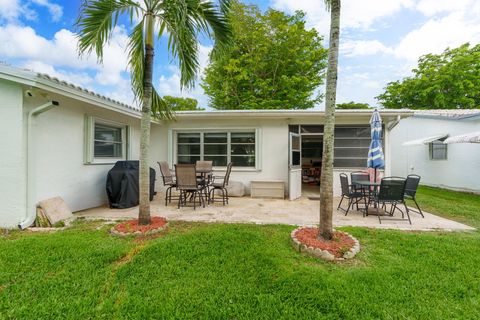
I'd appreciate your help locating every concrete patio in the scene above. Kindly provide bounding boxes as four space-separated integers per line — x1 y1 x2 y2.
75 195 474 232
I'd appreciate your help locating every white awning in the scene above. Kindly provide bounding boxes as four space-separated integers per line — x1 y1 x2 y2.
444 131 480 144
402 134 449 146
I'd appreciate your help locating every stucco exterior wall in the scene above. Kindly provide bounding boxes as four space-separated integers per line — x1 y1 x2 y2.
390 117 480 192
0 80 26 228
28 95 144 213
151 117 290 195
152 114 392 197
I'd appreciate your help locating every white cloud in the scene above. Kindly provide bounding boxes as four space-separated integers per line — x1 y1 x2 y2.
342 40 393 57
272 0 414 35
415 0 473 16
31 0 63 21
0 24 130 86
394 11 480 61
0 0 63 22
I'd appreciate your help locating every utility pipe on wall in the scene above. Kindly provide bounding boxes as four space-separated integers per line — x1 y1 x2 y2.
18 100 59 229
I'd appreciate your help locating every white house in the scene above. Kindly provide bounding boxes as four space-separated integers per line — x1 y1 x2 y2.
0 65 412 229
390 110 480 193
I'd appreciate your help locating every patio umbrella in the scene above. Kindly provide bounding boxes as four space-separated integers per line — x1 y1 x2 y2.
367 109 385 182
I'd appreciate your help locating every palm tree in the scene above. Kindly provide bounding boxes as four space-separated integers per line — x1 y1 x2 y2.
76 0 231 224
319 0 341 240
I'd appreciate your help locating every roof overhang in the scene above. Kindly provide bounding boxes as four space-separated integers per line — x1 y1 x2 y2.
444 132 480 144
0 65 414 123
403 133 449 146
0 64 142 119
171 109 413 121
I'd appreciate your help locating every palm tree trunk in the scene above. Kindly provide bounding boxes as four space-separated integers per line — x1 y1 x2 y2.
319 0 341 240
139 13 154 225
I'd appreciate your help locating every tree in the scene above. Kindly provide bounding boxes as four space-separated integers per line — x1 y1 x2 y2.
336 101 370 109
76 0 231 225
319 0 341 241
377 43 480 109
163 96 204 111
202 2 327 110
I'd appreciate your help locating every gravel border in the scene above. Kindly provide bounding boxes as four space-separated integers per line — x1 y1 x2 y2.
290 227 360 262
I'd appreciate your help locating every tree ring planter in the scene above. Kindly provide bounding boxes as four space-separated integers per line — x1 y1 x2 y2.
290 227 360 262
110 217 168 237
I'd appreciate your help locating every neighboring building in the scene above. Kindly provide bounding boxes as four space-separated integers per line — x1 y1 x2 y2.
0 65 411 228
390 110 480 193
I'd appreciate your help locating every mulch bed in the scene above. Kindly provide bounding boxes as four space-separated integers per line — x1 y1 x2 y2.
293 227 357 259
111 217 168 236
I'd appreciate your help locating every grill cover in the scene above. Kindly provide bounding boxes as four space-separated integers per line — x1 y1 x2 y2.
106 161 156 209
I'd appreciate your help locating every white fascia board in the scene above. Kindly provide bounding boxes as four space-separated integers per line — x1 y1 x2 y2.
172 109 414 120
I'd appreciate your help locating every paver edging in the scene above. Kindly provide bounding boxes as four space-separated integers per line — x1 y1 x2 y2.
290 227 360 262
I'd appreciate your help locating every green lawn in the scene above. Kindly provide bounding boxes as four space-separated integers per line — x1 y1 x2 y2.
1 187 479 319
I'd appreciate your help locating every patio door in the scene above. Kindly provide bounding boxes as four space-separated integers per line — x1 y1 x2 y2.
288 132 302 200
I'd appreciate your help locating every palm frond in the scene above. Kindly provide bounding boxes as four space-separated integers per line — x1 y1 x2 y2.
159 0 200 89
323 0 332 11
152 88 174 120
76 0 141 61
194 0 232 46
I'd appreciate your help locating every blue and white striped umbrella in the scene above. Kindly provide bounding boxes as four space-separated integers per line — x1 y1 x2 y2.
367 109 385 169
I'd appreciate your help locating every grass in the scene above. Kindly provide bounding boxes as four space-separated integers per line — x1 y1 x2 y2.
0 187 479 319
414 186 480 228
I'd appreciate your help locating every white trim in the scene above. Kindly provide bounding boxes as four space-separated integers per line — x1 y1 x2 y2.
84 116 129 165
167 129 174 167
171 128 261 170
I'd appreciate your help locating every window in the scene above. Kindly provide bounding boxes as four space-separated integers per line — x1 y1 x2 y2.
85 116 129 164
176 131 256 168
430 140 447 160
334 126 379 168
94 123 123 158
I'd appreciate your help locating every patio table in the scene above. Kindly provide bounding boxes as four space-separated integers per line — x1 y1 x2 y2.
354 180 381 214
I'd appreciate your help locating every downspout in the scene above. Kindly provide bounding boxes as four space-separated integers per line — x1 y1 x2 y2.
19 101 59 229
387 115 401 130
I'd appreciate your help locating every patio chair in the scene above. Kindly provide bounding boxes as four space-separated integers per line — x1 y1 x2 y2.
196 160 213 199
158 161 178 206
351 171 371 193
372 177 411 224
337 173 367 216
175 164 205 210
208 162 233 205
195 160 213 173
404 174 424 218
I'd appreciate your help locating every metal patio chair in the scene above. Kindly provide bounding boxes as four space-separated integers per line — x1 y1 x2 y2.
175 164 205 210
208 162 233 206
157 161 177 206
337 173 367 216
372 176 411 224
404 174 424 217
351 171 371 194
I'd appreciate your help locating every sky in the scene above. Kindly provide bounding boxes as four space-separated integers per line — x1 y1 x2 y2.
1 0 480 109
